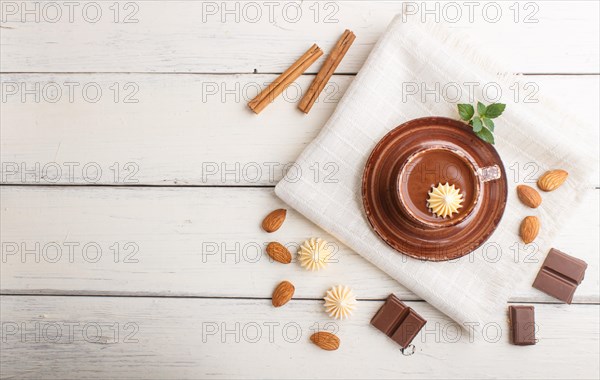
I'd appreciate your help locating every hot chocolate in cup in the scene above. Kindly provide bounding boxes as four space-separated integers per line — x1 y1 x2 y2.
396 145 501 229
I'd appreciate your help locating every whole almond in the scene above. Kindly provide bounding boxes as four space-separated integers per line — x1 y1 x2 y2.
537 170 568 192
262 209 287 232
520 216 540 244
272 281 294 307
266 242 292 264
310 331 340 351
516 185 542 208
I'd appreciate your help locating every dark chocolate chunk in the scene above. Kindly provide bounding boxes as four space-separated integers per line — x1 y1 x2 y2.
370 294 426 348
508 305 536 346
532 248 587 304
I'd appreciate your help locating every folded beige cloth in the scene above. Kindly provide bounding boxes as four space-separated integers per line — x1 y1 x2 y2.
276 16 597 334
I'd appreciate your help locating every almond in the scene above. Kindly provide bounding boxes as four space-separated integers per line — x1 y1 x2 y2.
272 280 294 307
262 209 287 232
516 185 542 208
520 216 540 244
537 170 568 192
266 242 292 264
310 331 340 351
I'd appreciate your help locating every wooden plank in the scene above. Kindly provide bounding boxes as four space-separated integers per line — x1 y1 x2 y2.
1 186 598 303
1 1 598 73
1 296 598 379
1 74 598 186
0 73 348 186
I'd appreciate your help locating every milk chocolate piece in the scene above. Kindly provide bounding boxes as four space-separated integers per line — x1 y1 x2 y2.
370 294 426 348
508 306 536 345
532 248 587 304
371 294 408 335
390 310 427 348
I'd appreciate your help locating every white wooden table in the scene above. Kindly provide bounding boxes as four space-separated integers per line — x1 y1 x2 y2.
1 1 599 379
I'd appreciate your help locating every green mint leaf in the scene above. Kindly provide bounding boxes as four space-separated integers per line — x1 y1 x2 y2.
483 117 495 131
477 101 487 117
485 103 506 119
476 128 495 144
457 104 474 121
472 117 483 132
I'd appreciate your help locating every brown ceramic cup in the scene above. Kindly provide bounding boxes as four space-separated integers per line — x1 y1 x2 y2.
362 117 508 261
396 145 501 229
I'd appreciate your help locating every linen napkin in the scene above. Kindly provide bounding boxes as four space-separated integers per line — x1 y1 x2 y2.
275 16 597 333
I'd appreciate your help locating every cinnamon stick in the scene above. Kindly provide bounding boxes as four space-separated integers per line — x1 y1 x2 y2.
248 44 323 114
298 30 356 114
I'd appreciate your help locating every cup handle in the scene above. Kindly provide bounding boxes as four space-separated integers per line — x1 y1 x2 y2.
477 165 502 182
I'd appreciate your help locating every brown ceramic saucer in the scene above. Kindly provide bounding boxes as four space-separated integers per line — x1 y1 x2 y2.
362 117 507 261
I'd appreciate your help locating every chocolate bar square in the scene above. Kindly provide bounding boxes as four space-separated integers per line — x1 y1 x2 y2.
370 294 426 349
508 306 536 346
540 248 587 284
533 248 588 304
390 310 427 348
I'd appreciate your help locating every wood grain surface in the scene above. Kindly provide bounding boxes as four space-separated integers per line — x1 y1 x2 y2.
1 1 598 73
1 74 598 186
1 1 598 379
1 296 598 379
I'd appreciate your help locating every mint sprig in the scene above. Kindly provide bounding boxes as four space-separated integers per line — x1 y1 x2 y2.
457 101 506 145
